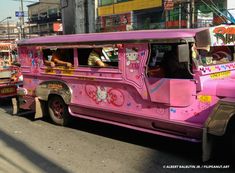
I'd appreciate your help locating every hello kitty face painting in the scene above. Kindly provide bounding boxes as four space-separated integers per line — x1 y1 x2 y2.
97 86 108 102
85 84 125 107
126 48 140 72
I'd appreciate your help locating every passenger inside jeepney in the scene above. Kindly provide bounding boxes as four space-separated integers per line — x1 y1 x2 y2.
88 48 108 67
44 49 73 68
198 46 234 65
76 47 118 67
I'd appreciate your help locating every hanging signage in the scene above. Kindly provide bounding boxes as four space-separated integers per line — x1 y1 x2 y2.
164 0 174 11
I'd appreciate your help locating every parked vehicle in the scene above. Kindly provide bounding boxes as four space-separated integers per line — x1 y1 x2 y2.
14 25 235 161
0 42 22 99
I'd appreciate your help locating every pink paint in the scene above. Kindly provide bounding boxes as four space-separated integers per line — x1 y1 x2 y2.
16 26 235 144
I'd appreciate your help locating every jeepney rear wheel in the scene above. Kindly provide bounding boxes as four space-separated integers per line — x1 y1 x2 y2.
48 95 69 126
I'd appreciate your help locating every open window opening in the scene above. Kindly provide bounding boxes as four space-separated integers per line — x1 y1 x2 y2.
147 43 192 79
77 46 119 68
42 48 74 68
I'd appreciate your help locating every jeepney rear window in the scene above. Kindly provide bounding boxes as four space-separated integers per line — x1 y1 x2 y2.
198 46 234 66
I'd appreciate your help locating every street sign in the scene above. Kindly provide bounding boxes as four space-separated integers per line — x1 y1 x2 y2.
15 11 24 17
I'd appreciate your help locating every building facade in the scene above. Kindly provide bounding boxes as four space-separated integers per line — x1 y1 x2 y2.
97 0 235 32
27 0 61 36
0 20 20 41
165 0 227 28
97 0 163 32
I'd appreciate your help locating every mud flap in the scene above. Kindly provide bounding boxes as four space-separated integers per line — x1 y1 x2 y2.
205 98 235 136
203 98 235 161
11 97 19 115
35 97 44 119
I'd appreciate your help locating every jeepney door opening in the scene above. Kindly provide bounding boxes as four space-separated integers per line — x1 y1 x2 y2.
147 43 192 79
145 43 196 106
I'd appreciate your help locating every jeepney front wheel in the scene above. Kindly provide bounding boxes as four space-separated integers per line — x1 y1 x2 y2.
48 95 69 126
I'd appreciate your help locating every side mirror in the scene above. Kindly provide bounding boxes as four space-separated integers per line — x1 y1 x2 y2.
12 61 21 67
178 44 189 63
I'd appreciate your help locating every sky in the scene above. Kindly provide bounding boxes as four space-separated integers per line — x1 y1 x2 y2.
0 0 39 23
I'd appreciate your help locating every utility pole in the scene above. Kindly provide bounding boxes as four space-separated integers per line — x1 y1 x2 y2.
186 0 195 28
84 0 89 33
179 3 181 28
20 0 25 38
186 0 190 28
7 18 10 40
191 0 195 28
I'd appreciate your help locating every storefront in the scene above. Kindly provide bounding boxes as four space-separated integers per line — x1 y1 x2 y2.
97 0 231 31
166 0 226 29
97 0 162 32
133 8 164 30
98 13 131 32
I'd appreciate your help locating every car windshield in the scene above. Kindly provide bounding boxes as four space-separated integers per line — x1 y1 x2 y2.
0 51 11 67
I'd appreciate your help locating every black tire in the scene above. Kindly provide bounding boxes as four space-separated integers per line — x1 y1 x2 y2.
48 95 69 126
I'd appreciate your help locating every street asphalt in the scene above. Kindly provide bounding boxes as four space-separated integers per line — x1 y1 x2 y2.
0 99 235 173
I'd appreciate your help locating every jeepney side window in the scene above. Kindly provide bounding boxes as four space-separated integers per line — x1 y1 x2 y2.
198 46 234 66
77 46 118 68
42 48 74 67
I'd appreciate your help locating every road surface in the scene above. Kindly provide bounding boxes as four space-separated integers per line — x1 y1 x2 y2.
0 99 234 173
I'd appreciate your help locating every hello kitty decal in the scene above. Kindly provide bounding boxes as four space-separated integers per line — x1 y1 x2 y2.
97 86 108 102
126 48 139 72
28 48 43 73
85 84 124 107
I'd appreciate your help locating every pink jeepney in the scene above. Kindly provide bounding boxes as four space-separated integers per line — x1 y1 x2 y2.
14 25 235 161
0 42 22 98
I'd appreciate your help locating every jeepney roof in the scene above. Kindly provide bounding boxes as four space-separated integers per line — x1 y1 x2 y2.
18 28 207 46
